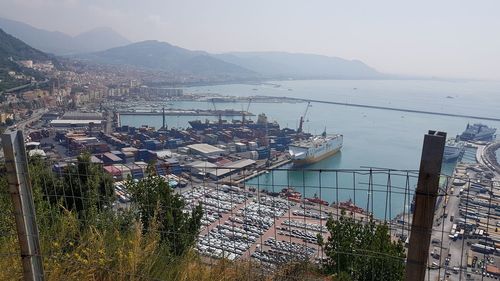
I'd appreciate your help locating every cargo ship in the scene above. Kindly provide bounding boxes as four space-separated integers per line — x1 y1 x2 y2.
289 132 343 166
288 102 343 166
443 138 465 162
459 123 496 141
189 113 280 131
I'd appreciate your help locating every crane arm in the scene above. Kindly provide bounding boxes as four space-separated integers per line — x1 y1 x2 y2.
297 102 311 134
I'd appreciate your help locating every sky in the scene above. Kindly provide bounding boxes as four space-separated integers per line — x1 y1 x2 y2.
1 0 500 80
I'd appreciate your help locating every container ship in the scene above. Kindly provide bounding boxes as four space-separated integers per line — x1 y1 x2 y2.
459 123 496 141
189 113 280 131
443 138 465 162
289 133 343 166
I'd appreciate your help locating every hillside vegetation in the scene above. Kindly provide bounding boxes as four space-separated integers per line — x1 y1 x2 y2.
0 28 51 91
0 155 404 281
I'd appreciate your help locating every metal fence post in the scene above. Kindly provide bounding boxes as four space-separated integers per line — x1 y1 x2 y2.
2 130 44 281
405 130 446 281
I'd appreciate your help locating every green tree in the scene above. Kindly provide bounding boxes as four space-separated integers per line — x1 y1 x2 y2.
335 272 353 281
32 153 114 222
127 165 203 256
4 118 14 126
322 214 405 281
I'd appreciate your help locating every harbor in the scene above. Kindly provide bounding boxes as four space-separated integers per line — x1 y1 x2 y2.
14 78 500 271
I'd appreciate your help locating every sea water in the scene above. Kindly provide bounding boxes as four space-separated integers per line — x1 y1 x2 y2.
120 79 500 218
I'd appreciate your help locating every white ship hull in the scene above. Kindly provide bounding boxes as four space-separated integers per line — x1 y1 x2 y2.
443 140 465 162
289 134 343 166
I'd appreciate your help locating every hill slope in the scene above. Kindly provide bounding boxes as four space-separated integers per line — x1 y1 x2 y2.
215 52 383 79
73 27 130 53
0 17 130 54
82 40 257 78
0 28 52 91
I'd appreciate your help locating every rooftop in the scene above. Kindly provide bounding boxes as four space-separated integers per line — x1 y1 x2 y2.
223 159 256 169
187 143 225 155
50 119 103 125
62 111 103 120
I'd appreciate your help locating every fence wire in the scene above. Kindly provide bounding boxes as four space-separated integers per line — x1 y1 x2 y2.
1 155 500 281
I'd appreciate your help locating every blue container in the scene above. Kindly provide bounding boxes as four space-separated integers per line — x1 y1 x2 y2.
111 150 126 160
137 149 157 162
275 144 285 152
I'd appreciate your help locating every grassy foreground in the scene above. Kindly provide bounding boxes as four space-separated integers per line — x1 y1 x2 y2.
0 215 328 281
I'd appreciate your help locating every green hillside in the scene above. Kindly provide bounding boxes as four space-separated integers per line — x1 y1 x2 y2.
0 28 51 92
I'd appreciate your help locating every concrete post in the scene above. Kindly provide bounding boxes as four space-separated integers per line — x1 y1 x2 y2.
2 130 44 281
405 130 446 281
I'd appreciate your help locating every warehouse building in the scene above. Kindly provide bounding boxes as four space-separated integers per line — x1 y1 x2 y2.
187 143 225 157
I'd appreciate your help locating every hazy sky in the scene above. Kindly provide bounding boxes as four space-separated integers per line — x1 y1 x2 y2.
2 0 500 80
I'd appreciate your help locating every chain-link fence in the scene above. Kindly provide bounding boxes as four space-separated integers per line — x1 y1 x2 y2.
2 132 500 281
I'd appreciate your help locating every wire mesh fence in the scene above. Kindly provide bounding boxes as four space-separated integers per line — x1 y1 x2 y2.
1 148 500 280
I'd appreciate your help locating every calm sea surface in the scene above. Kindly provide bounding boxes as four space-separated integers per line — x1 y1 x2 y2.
120 79 500 218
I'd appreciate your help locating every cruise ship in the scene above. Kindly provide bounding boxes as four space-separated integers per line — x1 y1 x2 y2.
289 132 343 166
443 139 465 162
459 123 496 141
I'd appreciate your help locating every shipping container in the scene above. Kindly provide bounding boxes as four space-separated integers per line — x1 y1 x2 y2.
126 163 144 179
136 149 157 162
111 150 126 160
155 161 169 176
122 147 138 156
113 164 132 180
134 161 149 175
103 165 123 181
102 152 124 164
235 142 247 152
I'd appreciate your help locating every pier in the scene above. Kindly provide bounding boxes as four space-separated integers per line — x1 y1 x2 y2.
234 157 292 184
117 109 254 117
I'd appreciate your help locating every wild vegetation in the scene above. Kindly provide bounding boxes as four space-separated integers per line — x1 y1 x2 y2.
320 210 406 281
0 155 405 281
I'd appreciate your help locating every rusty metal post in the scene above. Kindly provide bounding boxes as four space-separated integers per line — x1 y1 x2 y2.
2 130 44 281
405 130 446 281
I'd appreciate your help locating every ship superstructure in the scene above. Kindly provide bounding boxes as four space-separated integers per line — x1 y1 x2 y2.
288 102 343 166
443 138 465 162
288 132 343 166
459 123 496 141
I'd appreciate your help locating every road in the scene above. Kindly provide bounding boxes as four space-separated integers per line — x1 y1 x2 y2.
0 108 47 159
427 180 465 281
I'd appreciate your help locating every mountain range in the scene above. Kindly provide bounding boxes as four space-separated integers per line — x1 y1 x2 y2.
80 40 257 78
0 17 130 55
79 41 383 80
0 17 386 81
215 52 381 79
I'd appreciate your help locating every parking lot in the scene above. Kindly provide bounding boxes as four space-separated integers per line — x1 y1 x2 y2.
178 184 337 264
428 162 500 281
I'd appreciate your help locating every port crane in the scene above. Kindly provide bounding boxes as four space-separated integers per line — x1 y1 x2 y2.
297 102 311 134
241 98 252 126
211 98 222 126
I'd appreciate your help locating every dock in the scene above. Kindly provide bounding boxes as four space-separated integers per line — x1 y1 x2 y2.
234 157 292 184
117 109 253 117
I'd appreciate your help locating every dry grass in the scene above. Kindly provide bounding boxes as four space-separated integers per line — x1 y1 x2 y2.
0 208 332 281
